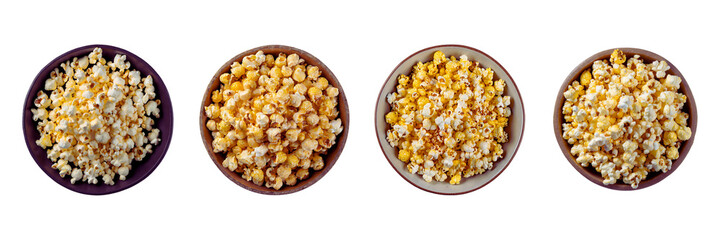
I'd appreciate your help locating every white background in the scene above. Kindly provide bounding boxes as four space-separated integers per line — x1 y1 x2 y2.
1 0 718 239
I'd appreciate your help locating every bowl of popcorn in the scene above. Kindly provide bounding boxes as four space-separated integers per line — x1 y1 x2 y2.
554 48 696 190
375 45 525 195
200 45 348 195
23 45 173 195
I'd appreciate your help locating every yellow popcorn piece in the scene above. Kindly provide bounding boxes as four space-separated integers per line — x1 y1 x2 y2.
230 81 243 91
449 174 461 185
397 149 411 162
580 70 592 86
205 50 343 190
610 49 626 65
561 49 692 188
211 90 222 103
385 112 398 124
251 168 264 185
385 50 511 184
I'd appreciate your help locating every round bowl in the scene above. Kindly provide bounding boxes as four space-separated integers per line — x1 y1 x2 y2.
375 44 525 195
23 44 174 195
200 45 349 195
554 48 697 190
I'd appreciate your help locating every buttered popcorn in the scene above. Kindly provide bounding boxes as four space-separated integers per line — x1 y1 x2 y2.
32 47 161 185
385 51 511 184
205 50 343 190
562 49 692 188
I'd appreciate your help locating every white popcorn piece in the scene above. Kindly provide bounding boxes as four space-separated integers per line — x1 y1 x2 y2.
617 95 634 111
148 129 161 145
108 84 123 102
329 119 343 134
70 168 83 184
44 78 57 91
31 108 48 121
664 75 682 90
145 100 160 118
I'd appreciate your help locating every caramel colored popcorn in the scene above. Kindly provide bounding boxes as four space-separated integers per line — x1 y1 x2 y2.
385 51 511 184
562 49 692 188
205 50 343 190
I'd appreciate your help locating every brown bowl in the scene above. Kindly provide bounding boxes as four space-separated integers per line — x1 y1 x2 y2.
554 48 697 190
23 44 174 195
375 45 525 195
200 45 349 195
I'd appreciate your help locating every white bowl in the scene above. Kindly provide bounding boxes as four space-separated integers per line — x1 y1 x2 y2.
374 45 525 195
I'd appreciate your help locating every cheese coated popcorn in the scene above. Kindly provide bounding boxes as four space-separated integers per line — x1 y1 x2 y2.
206 51 343 190
385 51 511 184
32 48 161 185
562 50 692 188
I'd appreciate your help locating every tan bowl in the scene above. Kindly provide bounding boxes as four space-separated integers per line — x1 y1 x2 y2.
375 45 525 195
554 48 697 190
200 45 349 195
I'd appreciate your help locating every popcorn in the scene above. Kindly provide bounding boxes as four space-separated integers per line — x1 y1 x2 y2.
385 51 511 185
561 50 692 188
205 51 344 190
664 75 682 90
31 47 162 185
617 95 634 111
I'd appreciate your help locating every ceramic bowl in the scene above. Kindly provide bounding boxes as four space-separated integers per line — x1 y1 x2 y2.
23 44 173 195
553 48 696 190
375 44 525 195
200 45 349 195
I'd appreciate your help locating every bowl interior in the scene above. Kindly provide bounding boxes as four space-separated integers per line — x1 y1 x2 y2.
200 45 349 195
553 48 697 190
23 44 173 195
375 45 525 195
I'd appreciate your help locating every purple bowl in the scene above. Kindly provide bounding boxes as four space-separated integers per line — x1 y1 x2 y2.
23 44 174 195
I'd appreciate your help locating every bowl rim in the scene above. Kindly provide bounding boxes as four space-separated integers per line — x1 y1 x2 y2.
553 47 697 190
22 44 174 195
374 44 525 195
199 44 349 195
